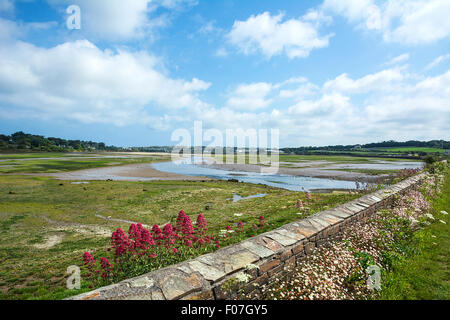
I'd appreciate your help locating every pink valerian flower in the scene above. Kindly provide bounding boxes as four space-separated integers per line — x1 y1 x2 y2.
151 224 163 245
195 214 208 237
237 221 244 232
176 210 187 232
129 223 154 251
163 223 176 247
100 257 113 278
151 224 162 238
83 252 95 266
100 257 113 270
259 216 266 229
111 228 131 258
198 238 205 246
226 225 232 231
306 192 312 201
163 223 174 238
185 240 193 247
172 247 178 253
297 199 303 209
181 215 194 240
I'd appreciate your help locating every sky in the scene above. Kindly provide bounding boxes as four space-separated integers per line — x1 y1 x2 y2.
0 0 449 147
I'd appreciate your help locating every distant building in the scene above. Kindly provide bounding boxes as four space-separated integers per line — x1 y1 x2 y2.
352 145 362 150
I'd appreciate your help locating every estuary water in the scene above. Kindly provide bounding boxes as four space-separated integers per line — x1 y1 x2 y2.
152 158 358 192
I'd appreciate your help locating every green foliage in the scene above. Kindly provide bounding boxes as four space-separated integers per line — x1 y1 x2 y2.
380 167 450 300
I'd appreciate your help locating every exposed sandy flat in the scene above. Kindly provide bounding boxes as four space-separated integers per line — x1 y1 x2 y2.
44 163 211 181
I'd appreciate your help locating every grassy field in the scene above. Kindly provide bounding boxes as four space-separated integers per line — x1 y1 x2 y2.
0 154 169 174
278 154 421 163
0 152 84 159
380 168 449 299
0 174 359 300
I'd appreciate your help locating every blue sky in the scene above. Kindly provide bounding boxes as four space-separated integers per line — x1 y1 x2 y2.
0 0 449 147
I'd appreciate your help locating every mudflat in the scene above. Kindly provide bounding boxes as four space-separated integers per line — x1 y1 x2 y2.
45 162 211 181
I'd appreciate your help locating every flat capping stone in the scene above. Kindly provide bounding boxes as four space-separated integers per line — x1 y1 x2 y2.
66 172 424 300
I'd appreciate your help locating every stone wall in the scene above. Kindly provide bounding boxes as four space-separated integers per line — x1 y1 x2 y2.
68 173 426 300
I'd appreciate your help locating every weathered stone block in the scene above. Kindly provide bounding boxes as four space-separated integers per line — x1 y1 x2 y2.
280 249 293 261
265 232 298 246
276 228 305 241
292 242 304 255
241 239 275 258
188 260 226 282
305 241 316 255
159 270 204 300
256 237 284 253
258 258 281 273
268 264 284 277
284 256 296 272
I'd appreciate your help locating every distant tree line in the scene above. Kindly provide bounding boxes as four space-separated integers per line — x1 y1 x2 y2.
0 132 118 152
362 140 449 149
281 140 449 155
1 132 448 154
0 132 178 153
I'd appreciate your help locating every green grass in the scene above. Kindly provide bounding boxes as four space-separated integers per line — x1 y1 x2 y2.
0 174 360 300
0 152 93 159
380 168 449 300
278 154 420 163
0 155 168 173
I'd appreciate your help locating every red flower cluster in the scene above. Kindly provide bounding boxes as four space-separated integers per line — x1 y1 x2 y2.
258 216 266 230
195 214 208 237
100 257 113 278
82 210 271 287
83 252 95 266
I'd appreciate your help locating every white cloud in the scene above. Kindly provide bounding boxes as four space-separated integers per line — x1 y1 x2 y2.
46 0 152 39
154 0 198 10
0 37 211 127
323 68 405 93
322 0 381 30
279 81 318 100
47 0 197 40
0 0 13 13
383 0 450 44
226 12 331 59
322 0 450 45
197 67 449 146
425 54 450 71
0 17 21 40
226 82 274 111
384 53 409 66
